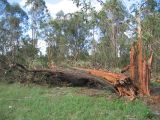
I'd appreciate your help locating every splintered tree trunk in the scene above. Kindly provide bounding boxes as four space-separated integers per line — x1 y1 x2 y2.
142 59 150 95
129 42 153 95
141 50 153 95
75 68 137 99
130 43 139 88
137 13 146 95
126 9 154 96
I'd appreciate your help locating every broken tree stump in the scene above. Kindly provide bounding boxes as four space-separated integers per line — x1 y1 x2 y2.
122 42 153 96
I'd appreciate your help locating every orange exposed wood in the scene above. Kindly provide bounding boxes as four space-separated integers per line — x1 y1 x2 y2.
130 44 135 81
141 59 150 95
130 43 137 82
128 43 140 89
75 68 137 99
121 41 153 96
125 43 153 96
88 69 132 84
140 50 153 95
79 68 127 84
137 11 143 94
138 40 144 94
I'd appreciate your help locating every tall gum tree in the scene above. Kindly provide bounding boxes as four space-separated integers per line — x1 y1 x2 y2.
25 0 50 48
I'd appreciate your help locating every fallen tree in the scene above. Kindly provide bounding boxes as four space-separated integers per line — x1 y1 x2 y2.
8 63 137 100
74 68 137 99
1 37 153 100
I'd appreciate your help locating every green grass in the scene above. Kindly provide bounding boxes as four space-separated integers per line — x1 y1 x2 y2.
0 83 157 120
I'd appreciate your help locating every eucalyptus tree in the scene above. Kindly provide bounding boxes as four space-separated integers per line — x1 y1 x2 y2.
0 0 10 55
70 0 101 64
72 0 130 68
64 11 91 61
143 0 160 72
25 0 50 48
129 0 160 72
0 0 28 62
48 1 93 64
93 0 129 68
47 10 68 64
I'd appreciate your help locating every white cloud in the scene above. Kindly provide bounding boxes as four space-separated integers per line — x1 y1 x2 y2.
20 0 26 7
46 0 79 18
46 0 103 18
92 0 102 11
19 0 102 18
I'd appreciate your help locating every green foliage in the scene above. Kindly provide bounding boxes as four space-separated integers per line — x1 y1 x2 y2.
25 0 51 47
0 0 160 72
140 0 160 72
14 41 39 65
90 0 130 69
0 1 28 57
47 10 91 64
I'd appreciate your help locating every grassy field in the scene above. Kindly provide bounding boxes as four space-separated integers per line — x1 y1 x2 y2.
0 83 158 120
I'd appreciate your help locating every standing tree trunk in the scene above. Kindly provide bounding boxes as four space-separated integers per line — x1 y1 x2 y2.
127 9 153 96
129 14 153 95
136 11 145 95
129 43 153 95
129 42 139 88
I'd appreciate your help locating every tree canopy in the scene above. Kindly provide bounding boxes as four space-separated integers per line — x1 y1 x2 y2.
0 0 160 71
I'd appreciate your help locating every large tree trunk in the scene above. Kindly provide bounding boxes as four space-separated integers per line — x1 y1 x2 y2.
130 42 139 88
125 42 153 96
137 12 146 95
132 10 153 95
10 63 137 100
121 9 153 96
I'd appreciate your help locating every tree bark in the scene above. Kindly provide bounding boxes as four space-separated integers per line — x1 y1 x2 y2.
130 42 139 88
123 43 153 96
